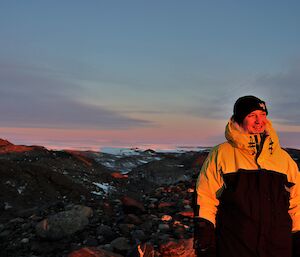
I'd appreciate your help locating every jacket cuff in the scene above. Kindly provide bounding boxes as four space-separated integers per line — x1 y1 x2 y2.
292 215 300 232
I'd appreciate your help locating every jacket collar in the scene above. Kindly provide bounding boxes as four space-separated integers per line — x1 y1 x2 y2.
225 118 279 155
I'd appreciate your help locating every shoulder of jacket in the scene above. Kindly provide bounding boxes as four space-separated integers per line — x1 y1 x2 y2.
280 148 298 166
217 141 234 153
207 142 233 160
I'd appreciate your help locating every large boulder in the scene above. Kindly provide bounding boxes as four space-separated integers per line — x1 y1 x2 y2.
36 205 92 240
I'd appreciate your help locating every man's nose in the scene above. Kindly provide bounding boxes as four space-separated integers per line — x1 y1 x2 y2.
255 116 262 123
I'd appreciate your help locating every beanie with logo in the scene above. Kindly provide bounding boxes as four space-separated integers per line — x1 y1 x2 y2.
233 95 268 124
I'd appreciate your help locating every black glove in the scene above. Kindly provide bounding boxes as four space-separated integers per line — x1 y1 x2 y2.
293 231 300 257
194 217 216 257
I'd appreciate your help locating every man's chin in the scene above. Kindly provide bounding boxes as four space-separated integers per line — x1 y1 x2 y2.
252 128 265 134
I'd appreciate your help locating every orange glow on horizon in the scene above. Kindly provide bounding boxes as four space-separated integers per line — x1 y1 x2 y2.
0 116 225 151
1 114 300 150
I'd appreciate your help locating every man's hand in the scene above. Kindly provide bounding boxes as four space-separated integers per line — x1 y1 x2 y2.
293 231 300 257
194 217 216 257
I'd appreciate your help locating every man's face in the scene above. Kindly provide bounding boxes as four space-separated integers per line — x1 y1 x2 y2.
242 110 267 134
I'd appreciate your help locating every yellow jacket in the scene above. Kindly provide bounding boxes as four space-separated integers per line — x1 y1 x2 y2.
196 118 300 232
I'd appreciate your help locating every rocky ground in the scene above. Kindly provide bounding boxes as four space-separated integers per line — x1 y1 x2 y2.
1 139 299 257
0 139 211 257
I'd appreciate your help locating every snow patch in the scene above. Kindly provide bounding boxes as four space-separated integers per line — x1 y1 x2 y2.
5 180 15 187
4 202 12 210
100 147 143 156
17 185 26 194
92 182 114 194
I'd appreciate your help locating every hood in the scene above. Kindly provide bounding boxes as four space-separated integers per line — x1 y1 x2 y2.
225 118 280 155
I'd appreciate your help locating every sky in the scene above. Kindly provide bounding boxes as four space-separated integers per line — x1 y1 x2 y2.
1 1 300 151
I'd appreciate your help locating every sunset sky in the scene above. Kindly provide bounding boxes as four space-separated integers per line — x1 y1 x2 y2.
1 1 300 150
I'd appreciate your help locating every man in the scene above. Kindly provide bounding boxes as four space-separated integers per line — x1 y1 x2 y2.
194 95 300 257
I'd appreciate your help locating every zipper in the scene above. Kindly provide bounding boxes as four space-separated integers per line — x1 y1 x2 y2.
254 133 266 169
254 133 267 255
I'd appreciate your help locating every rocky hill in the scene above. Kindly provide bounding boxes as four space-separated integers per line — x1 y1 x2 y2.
0 139 299 257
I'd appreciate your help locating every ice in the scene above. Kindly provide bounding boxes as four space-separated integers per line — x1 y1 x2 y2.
17 185 26 194
100 147 142 156
92 182 114 194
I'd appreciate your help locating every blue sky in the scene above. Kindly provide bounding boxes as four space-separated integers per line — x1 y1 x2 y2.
1 1 300 150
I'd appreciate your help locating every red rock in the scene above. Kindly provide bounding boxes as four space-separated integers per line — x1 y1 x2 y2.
111 172 128 179
68 247 123 257
161 215 172 222
182 199 190 205
0 138 36 153
177 211 194 218
159 238 196 257
64 150 93 166
129 243 155 257
187 188 194 193
121 196 145 212
157 202 176 209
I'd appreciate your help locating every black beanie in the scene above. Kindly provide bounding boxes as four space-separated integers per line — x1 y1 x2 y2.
233 95 268 124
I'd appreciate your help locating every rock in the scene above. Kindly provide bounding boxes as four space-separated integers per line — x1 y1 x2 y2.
96 224 118 242
110 237 131 252
159 238 196 257
158 223 170 232
158 233 171 242
30 240 67 255
68 247 124 257
121 196 145 214
174 226 187 239
103 244 114 252
21 222 32 230
35 205 92 240
0 230 10 238
66 205 93 217
127 243 155 257
148 197 158 203
177 211 194 218
83 237 99 246
17 207 39 218
157 202 176 209
9 217 25 223
124 214 142 225
118 223 135 237
161 215 172 222
140 220 153 232
111 172 128 179
130 229 146 243
187 188 194 193
20 238 29 243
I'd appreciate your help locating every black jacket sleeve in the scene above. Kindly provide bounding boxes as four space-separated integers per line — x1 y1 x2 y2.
194 217 216 257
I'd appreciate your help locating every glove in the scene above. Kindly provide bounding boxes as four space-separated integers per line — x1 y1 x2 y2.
194 217 216 257
293 231 300 257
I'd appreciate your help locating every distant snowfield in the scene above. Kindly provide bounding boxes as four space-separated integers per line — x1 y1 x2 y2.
95 146 209 174
100 146 210 155
100 147 144 156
